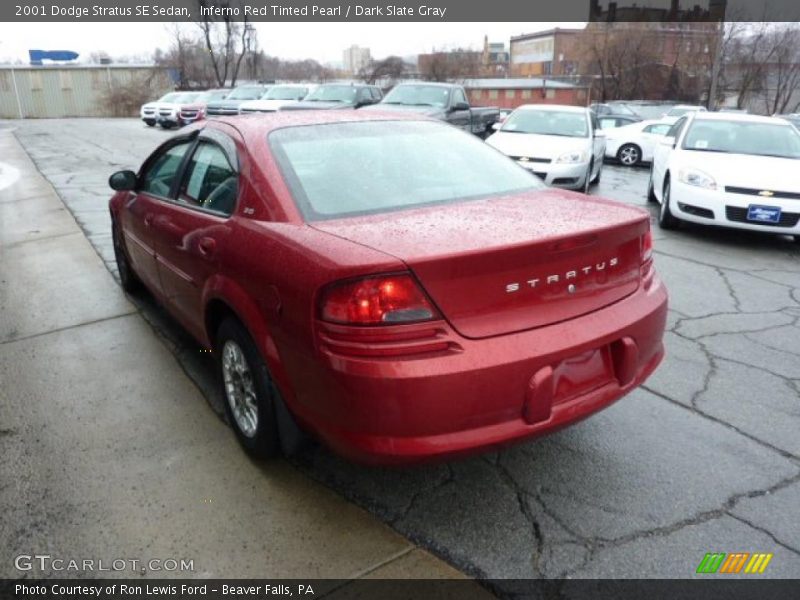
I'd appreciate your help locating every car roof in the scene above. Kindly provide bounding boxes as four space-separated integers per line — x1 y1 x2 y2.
392 81 457 88
210 108 428 140
515 104 588 113
690 112 793 126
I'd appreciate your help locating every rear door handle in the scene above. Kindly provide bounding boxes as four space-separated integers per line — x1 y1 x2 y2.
198 237 216 257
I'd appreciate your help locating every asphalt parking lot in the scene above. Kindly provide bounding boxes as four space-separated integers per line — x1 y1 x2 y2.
7 118 800 587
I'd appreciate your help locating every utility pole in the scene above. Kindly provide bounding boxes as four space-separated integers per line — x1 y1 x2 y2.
707 20 725 110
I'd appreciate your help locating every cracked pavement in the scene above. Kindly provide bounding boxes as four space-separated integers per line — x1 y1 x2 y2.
7 118 800 587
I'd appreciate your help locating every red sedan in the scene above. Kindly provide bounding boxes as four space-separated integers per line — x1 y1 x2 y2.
108 111 667 465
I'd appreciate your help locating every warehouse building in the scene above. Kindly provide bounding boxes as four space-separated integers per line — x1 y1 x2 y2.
0 64 174 119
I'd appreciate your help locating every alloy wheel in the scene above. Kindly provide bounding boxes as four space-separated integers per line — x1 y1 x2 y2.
222 340 259 438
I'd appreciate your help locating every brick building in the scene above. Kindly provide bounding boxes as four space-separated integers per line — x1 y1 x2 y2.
462 78 589 110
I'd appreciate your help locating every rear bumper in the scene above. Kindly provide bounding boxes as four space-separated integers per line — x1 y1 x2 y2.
285 274 668 465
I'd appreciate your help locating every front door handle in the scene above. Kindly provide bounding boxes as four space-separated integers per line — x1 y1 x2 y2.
198 237 216 257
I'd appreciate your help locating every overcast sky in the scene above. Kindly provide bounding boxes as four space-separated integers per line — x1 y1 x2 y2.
0 22 583 65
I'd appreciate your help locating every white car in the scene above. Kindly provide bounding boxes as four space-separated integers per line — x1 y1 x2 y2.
485 104 606 192
605 119 673 166
238 84 315 114
140 92 185 127
662 104 707 124
648 112 800 241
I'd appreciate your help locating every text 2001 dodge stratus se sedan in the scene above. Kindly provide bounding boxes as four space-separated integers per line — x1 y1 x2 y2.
108 111 668 465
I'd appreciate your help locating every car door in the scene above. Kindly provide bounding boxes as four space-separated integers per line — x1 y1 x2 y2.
652 116 687 193
120 139 195 295
449 87 471 132
148 131 240 340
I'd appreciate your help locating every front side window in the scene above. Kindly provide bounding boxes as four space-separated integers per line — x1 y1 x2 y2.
179 142 238 215
452 88 468 106
140 142 193 198
270 120 545 221
501 109 589 137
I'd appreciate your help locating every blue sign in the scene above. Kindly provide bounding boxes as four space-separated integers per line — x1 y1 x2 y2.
29 50 79 65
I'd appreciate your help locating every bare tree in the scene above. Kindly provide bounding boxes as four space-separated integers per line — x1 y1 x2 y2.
419 48 481 82
763 25 800 114
195 0 254 87
577 24 664 101
358 56 407 85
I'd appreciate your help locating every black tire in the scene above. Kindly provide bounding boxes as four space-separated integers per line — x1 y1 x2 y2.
582 161 593 193
144 121 156 127
592 161 602 185
112 222 142 293
617 143 641 167
216 317 280 459
647 170 658 203
658 177 681 230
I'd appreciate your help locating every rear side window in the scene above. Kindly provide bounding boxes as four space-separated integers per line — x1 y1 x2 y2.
179 142 238 215
140 142 193 198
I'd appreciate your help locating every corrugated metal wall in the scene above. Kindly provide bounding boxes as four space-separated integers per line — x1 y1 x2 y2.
0 66 173 119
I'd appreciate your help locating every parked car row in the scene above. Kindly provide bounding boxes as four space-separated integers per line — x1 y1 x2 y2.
140 82 501 136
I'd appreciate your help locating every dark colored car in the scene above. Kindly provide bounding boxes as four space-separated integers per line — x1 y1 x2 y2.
206 84 272 116
364 82 500 136
280 83 382 110
108 111 667 465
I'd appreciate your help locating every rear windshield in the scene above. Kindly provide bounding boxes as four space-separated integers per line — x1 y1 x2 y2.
682 119 800 159
382 85 451 108
265 86 309 100
270 120 544 220
501 109 589 137
304 85 358 103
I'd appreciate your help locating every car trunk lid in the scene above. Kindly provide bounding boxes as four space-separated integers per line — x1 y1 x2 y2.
311 189 649 339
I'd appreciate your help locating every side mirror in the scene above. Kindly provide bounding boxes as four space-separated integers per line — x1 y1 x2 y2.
109 170 137 191
491 122 502 131
452 102 470 112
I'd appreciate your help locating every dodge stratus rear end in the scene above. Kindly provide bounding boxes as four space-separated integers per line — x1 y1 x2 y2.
267 119 667 464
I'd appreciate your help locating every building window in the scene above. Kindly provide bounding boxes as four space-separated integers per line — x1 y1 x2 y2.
60 71 72 90
505 89 515 99
471 89 482 100
542 61 553 75
521 89 531 99
29 71 42 91
488 90 498 99
545 89 556 99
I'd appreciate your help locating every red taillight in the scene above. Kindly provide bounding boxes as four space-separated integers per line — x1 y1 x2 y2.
641 228 653 263
320 273 438 325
